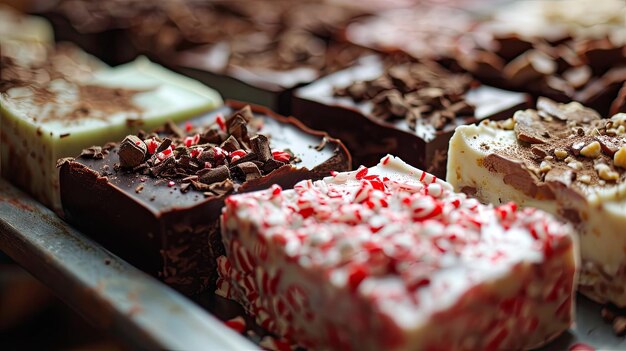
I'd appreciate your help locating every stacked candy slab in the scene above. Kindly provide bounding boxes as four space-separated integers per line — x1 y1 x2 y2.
217 155 577 351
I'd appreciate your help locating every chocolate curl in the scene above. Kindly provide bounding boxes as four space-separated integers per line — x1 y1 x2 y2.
250 134 272 162
228 105 254 125
220 135 241 152
232 161 262 181
262 159 285 174
200 128 226 144
198 165 231 185
228 116 249 143
118 135 147 168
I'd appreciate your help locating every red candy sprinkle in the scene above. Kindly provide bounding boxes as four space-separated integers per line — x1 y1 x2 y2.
146 138 160 154
231 149 247 159
225 316 246 333
347 264 369 292
273 151 291 163
216 114 226 132
355 166 368 180
167 181 175 187
185 121 193 132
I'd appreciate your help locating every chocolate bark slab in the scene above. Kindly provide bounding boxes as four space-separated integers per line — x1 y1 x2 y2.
457 0 626 115
1 50 222 211
292 55 528 178
171 1 369 114
37 0 370 113
59 101 351 295
447 97 626 307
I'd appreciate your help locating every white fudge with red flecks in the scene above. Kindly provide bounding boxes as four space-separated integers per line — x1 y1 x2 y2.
217 155 577 351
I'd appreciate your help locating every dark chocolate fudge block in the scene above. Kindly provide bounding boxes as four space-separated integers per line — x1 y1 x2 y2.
59 101 351 294
292 55 528 178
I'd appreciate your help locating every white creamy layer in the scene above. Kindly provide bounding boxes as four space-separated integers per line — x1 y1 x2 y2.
1 57 223 210
448 124 626 305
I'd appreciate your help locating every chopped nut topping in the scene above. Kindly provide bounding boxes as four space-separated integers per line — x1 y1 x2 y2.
578 174 591 184
554 148 568 159
595 163 619 181
539 161 552 173
614 146 626 169
580 141 601 158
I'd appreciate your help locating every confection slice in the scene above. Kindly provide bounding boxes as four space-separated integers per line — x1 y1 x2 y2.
217 155 576 351
292 54 528 178
345 5 473 66
447 97 626 306
456 0 626 115
1 53 222 210
172 1 369 114
59 101 351 294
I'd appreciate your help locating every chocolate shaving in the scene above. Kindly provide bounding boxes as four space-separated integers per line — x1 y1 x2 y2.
198 165 230 185
79 146 108 159
164 120 185 139
334 61 475 131
150 157 175 177
156 138 173 154
263 159 285 173
200 129 226 144
230 152 258 166
220 135 241 152
232 162 262 181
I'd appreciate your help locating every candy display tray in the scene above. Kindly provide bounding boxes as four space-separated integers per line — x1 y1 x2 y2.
0 177 624 350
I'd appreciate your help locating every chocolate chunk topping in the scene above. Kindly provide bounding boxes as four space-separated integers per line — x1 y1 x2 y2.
118 135 147 168
536 97 601 123
198 165 230 184
232 162 262 182
250 135 272 162
514 110 547 144
220 135 241 152
200 129 226 144
106 105 298 194
334 60 475 131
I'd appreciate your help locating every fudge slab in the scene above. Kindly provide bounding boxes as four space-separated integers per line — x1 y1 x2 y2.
59 102 351 294
217 155 576 351
292 55 528 178
447 97 626 306
1 56 222 210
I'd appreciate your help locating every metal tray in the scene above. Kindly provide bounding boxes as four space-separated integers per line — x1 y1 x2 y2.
0 178 624 350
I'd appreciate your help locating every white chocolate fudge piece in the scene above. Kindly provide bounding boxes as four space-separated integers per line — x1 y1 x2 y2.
448 97 626 306
1 55 223 210
218 155 576 351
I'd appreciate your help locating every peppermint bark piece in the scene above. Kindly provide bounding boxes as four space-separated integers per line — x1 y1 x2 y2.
218 155 576 351
448 97 626 306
